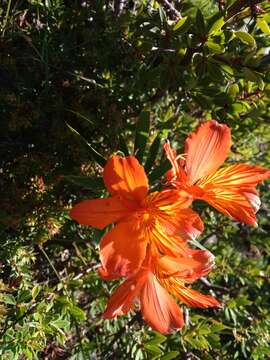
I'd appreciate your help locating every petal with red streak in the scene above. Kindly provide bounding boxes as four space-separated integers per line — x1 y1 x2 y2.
197 163 270 188
174 283 220 308
140 274 184 333
103 155 149 203
100 216 147 277
184 120 231 185
158 208 204 240
70 196 133 229
201 187 257 225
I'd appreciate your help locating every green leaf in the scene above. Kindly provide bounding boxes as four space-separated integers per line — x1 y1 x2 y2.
66 122 106 167
173 16 188 31
2 293 16 305
144 344 163 355
227 83 239 100
134 111 150 162
235 31 256 48
118 134 129 156
205 40 224 54
148 159 171 183
208 16 224 35
146 332 167 346
144 133 161 173
256 18 270 35
63 175 104 190
69 305 86 321
159 6 167 27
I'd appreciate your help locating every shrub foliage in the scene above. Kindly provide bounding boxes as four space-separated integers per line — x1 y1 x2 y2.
0 0 270 359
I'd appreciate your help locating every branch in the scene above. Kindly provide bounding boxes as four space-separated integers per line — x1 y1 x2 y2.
226 0 268 20
157 0 182 20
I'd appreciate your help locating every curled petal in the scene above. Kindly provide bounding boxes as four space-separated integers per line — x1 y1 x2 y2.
174 285 221 308
141 275 184 333
201 188 257 225
70 196 133 229
156 250 215 283
185 120 231 185
100 216 146 277
103 155 149 203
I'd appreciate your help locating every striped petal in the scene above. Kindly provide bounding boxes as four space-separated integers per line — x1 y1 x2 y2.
184 120 231 185
141 274 184 333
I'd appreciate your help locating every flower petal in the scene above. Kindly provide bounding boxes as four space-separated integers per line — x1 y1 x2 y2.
156 250 215 283
194 163 270 224
70 196 133 229
103 272 147 318
200 187 257 225
184 120 231 185
103 155 149 203
140 275 184 333
197 163 270 188
100 216 147 277
174 285 221 308
158 207 204 240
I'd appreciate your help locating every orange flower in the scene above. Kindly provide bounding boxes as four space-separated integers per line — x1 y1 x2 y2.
164 120 270 225
103 248 220 334
70 155 203 278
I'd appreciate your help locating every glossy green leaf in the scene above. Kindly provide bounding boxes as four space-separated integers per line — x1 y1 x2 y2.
235 31 256 48
208 16 224 35
173 16 188 31
256 18 270 35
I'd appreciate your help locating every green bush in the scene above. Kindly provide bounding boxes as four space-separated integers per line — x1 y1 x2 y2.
0 1 270 359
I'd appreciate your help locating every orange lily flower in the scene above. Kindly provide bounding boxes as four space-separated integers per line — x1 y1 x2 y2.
103 248 220 334
70 155 204 278
164 120 270 225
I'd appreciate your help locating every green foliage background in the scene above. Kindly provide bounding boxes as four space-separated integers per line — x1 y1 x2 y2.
0 0 270 359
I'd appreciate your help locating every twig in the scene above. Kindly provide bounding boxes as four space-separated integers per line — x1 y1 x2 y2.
156 0 182 20
226 0 267 20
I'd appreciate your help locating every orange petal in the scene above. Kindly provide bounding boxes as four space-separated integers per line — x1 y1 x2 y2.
103 272 147 318
151 225 191 257
184 120 231 185
173 284 220 308
156 250 214 283
140 274 184 333
195 163 270 224
100 216 147 277
70 196 133 229
201 188 257 225
158 207 204 240
197 163 270 188
103 155 149 203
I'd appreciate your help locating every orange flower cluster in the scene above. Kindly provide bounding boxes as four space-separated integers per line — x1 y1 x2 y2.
70 120 270 334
